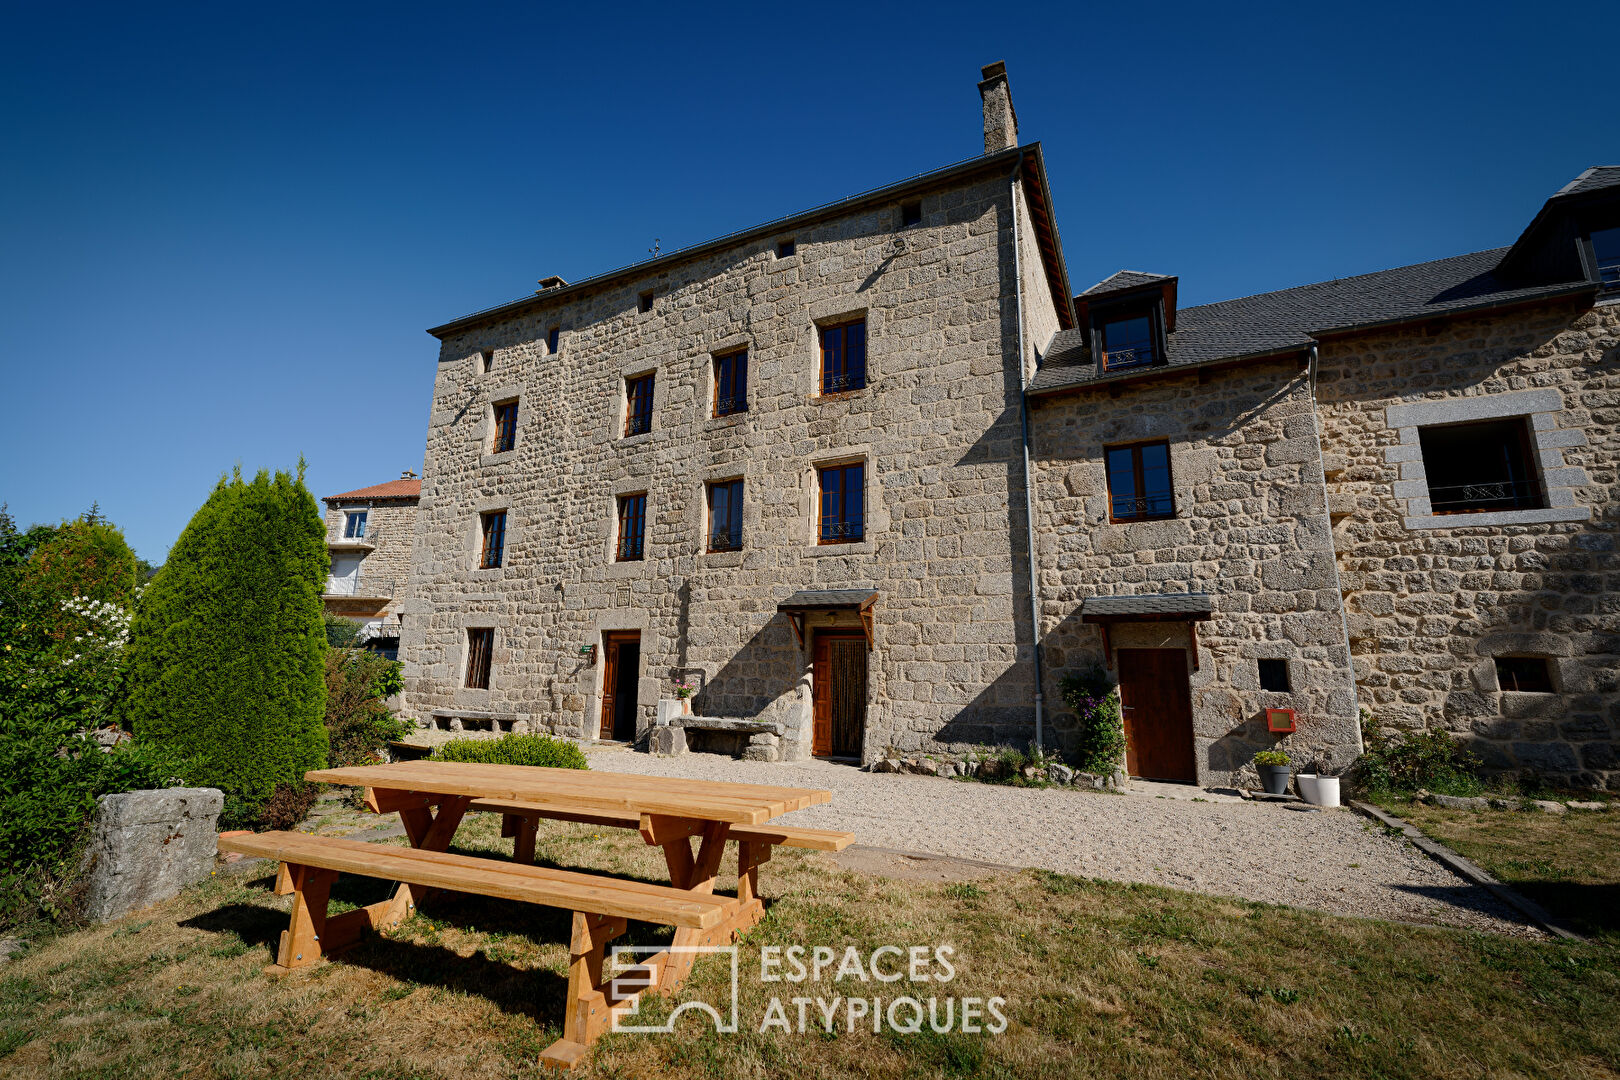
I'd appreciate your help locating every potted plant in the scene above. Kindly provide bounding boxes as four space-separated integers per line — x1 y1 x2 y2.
672 677 697 714
1312 771 1341 808
1254 749 1291 795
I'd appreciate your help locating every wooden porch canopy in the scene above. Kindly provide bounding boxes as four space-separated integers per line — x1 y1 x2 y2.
1080 593 1212 669
777 590 878 650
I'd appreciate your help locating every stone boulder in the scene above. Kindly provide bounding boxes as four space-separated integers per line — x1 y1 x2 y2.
80 787 224 924
1428 794 1490 811
1047 764 1075 785
649 725 687 757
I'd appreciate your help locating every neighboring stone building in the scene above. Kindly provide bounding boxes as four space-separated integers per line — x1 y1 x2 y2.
322 473 420 657
398 64 1617 788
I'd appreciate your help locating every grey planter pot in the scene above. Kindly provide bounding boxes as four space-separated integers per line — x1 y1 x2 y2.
1257 764 1291 796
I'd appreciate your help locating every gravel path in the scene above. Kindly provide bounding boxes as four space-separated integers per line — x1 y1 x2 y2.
588 747 1543 937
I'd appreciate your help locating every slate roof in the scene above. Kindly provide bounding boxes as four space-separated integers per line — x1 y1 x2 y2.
1554 166 1620 199
323 479 422 503
1080 593 1213 619
1029 248 1595 395
777 589 879 610
1081 270 1171 296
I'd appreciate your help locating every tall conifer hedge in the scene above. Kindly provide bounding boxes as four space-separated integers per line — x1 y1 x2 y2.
128 466 329 822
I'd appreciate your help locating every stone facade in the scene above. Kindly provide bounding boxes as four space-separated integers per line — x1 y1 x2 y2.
1030 359 1362 784
1317 299 1619 787
322 481 420 646
400 158 1063 762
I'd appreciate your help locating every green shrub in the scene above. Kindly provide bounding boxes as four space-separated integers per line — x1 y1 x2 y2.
324 649 408 768
323 613 363 649
1357 711 1482 796
1059 670 1125 774
1254 750 1291 767
126 465 330 827
433 733 588 770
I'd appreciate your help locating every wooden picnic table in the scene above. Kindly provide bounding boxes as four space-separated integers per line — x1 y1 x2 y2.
250 759 841 1069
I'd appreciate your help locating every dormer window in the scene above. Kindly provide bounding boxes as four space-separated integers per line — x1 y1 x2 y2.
1099 312 1157 370
1591 226 1620 291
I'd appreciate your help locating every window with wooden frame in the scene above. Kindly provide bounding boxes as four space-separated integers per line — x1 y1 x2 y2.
817 462 865 544
1097 311 1157 370
1590 226 1620 292
547 326 560 353
492 399 518 453
1104 441 1174 522
624 373 654 436
465 628 494 689
343 510 367 539
1418 418 1545 514
479 510 507 569
714 349 748 416
707 479 743 552
616 493 647 561
819 319 867 394
1495 656 1554 693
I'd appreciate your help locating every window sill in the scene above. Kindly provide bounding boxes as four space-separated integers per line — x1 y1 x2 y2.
328 539 375 551
1403 507 1590 530
810 388 870 404
806 540 873 557
617 431 655 448
470 567 507 581
700 549 744 568
605 558 651 579
480 450 517 467
705 412 750 432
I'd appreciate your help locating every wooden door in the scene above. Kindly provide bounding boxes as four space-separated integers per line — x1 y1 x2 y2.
599 632 641 741
812 632 867 758
1116 648 1197 782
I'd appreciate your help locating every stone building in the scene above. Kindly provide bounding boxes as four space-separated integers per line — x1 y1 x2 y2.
322 473 420 657
398 64 1618 788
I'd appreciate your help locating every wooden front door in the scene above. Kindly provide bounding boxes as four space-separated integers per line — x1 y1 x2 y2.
1117 647 1197 782
812 632 867 758
599 632 642 741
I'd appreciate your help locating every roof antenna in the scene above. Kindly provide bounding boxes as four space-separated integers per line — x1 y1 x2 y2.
648 238 661 258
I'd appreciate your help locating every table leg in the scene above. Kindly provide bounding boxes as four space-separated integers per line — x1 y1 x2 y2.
385 793 472 919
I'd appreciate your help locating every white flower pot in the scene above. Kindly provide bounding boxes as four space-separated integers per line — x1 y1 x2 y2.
1312 777 1341 808
1296 773 1319 803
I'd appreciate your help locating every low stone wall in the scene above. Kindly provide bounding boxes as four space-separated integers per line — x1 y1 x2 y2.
80 787 224 923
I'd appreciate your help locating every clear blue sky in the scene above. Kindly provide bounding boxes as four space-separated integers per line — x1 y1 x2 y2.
2 1 1613 562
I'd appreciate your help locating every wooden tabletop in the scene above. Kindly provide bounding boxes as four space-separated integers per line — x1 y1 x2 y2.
306 760 831 826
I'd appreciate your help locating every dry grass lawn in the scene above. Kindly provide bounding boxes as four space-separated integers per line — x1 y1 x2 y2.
1379 797 1620 944
2 812 1617 1080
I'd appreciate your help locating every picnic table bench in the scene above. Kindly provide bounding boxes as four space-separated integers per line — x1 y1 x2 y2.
218 760 853 1071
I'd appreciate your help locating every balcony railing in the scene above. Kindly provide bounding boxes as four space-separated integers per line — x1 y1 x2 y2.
1110 492 1175 521
1428 478 1543 514
708 530 742 553
325 575 396 599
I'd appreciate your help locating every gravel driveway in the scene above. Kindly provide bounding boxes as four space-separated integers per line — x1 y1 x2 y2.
588 747 1542 937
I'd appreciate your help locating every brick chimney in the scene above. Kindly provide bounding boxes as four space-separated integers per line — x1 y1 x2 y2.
978 61 1018 154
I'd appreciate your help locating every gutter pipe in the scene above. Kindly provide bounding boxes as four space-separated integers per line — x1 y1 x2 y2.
1011 152 1045 752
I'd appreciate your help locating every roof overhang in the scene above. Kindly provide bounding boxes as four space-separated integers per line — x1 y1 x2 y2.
428 148 1035 340
778 590 877 650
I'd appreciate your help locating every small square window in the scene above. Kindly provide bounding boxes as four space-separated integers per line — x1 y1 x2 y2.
492 399 518 453
625 373 655 436
901 201 922 227
1105 441 1175 522
479 511 507 569
547 326 561 353
776 239 796 258
1419 418 1544 514
343 510 368 539
638 290 654 314
1098 313 1156 369
1257 659 1290 693
819 319 867 394
617 493 647 561
714 350 748 417
480 349 494 373
1495 656 1554 693
707 479 744 552
465 628 494 689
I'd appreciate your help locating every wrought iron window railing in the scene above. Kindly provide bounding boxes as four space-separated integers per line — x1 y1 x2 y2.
1109 493 1175 521
819 520 864 542
715 395 748 416
617 536 644 561
1427 478 1543 514
625 413 651 436
1101 346 1155 371
823 371 866 393
707 530 742 552
325 575 396 598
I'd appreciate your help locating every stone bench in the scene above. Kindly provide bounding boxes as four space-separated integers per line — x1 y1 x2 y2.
649 706 784 761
